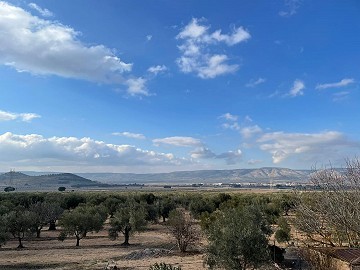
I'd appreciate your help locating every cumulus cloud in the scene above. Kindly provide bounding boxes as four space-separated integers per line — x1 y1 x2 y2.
112 132 146 140
240 125 262 139
191 147 242 165
0 2 152 96
0 110 40 122
176 18 250 79
289 79 305 97
219 113 238 122
0 132 187 168
153 136 203 147
220 114 262 138
147 65 167 75
125 77 149 96
316 78 355 90
246 78 266 87
28 3 53 17
279 0 302 17
257 131 359 164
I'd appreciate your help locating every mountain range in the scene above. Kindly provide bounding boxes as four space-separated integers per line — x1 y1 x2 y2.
0 167 314 189
78 167 313 184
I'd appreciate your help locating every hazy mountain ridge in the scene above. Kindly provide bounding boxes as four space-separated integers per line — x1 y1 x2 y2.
0 167 317 187
78 167 313 184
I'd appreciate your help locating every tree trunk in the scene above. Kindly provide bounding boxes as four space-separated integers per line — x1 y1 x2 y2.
36 226 43 238
48 220 56 231
76 236 80 247
122 226 131 246
17 237 24 248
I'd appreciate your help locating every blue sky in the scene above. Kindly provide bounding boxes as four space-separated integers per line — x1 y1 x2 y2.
0 0 359 173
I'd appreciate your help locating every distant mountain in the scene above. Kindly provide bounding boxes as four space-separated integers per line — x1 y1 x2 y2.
0 172 109 189
78 167 313 185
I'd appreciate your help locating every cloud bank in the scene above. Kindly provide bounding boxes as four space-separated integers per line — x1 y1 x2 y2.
0 132 186 168
258 131 359 164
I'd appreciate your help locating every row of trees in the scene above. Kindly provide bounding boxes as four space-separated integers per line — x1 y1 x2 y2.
0 190 295 250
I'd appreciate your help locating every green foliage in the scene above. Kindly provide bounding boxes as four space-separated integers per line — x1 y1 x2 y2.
205 205 271 270
189 197 215 218
58 186 66 192
29 201 64 237
109 201 147 246
275 217 291 243
4 186 15 192
149 262 182 270
0 200 15 215
158 197 176 222
0 215 10 247
5 207 38 248
103 197 123 218
59 204 107 246
62 193 86 209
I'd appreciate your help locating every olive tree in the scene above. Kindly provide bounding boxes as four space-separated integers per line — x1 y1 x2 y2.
29 201 64 237
109 202 147 246
58 204 107 246
204 205 271 270
6 207 37 248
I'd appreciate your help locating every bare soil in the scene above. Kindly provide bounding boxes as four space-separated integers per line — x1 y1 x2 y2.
0 223 207 270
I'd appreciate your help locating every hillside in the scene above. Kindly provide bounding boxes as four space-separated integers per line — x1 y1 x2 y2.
0 172 109 189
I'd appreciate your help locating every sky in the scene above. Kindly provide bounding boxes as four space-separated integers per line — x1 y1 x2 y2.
0 0 359 173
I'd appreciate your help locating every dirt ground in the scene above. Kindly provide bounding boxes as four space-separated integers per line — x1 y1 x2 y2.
0 223 206 270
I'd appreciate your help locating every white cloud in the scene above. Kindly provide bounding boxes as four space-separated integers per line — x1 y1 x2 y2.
176 18 250 79
190 147 216 159
147 65 167 75
289 79 305 97
125 77 149 96
279 0 302 17
191 147 242 165
112 132 146 140
246 78 266 87
0 2 151 95
153 136 203 147
222 122 241 131
240 125 262 139
0 110 40 122
219 113 238 122
0 132 187 168
28 3 53 17
257 131 359 164
316 78 355 90
196 54 238 79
